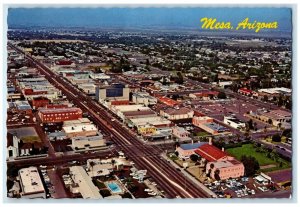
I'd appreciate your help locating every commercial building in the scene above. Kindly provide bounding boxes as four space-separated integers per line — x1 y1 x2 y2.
172 126 192 142
78 83 96 95
69 166 102 199
259 109 291 128
96 83 130 103
14 100 32 115
17 77 60 101
189 90 219 100
223 116 246 130
195 142 244 180
132 92 157 106
18 167 46 199
156 96 178 107
258 87 292 96
238 88 254 96
176 142 206 159
192 116 231 135
256 87 292 100
63 119 98 138
89 73 111 80
38 107 82 123
31 97 50 110
218 81 232 88
123 110 157 120
111 104 151 121
71 135 106 151
128 116 172 135
160 107 194 120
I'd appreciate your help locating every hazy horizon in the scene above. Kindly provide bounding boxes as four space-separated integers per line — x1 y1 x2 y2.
8 7 292 34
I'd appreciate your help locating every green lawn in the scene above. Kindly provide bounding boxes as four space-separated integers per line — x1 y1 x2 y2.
226 144 291 172
21 136 41 143
226 144 277 166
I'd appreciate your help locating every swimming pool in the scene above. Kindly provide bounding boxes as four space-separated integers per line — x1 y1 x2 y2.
107 182 122 193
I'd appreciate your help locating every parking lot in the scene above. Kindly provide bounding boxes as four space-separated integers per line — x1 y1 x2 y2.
204 176 278 198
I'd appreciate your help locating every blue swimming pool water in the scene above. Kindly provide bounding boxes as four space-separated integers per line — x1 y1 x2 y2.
107 182 122 193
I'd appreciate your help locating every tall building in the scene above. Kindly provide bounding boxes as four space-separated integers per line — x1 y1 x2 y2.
96 83 130 103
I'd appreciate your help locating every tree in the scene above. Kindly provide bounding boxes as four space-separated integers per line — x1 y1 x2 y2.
253 122 258 131
100 189 111 197
190 154 199 162
217 91 227 99
241 155 260 176
122 192 132 199
111 159 116 170
89 161 96 176
214 169 221 181
174 72 184 84
247 119 254 130
277 122 282 129
272 134 281 142
268 119 273 125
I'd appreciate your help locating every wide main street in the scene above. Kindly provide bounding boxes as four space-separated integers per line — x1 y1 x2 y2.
9 43 212 199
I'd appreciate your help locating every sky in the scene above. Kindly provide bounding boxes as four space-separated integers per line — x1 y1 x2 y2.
7 7 292 33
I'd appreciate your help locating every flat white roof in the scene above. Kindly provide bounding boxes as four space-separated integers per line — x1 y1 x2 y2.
70 166 102 199
72 136 106 149
63 123 97 134
258 87 292 94
19 167 45 195
193 116 213 121
113 104 149 112
63 118 91 126
130 116 171 126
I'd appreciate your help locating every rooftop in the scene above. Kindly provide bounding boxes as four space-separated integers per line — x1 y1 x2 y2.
69 166 102 199
204 122 229 132
39 107 82 114
18 167 45 195
123 110 156 117
63 123 97 134
163 107 193 115
157 96 178 106
179 142 207 150
212 159 242 168
195 144 228 162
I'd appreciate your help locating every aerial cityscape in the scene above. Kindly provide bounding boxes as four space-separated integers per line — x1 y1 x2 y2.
6 7 292 200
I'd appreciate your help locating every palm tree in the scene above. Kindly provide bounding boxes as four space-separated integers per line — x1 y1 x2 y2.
89 161 96 177
277 123 282 130
111 159 116 171
253 122 258 131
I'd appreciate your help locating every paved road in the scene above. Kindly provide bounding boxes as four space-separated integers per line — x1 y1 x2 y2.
7 149 115 168
10 43 211 199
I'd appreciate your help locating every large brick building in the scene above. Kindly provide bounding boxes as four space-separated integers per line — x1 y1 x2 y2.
195 142 244 180
31 97 50 110
38 107 82 123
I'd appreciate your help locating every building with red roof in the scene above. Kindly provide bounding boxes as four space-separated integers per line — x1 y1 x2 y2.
157 96 178 107
56 60 73 66
38 107 82 123
195 143 228 162
195 140 244 180
238 88 253 96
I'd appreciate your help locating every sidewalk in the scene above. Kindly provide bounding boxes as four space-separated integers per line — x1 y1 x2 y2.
161 153 217 198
